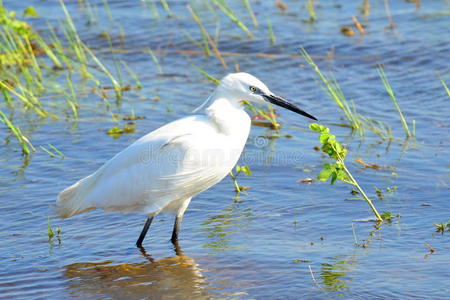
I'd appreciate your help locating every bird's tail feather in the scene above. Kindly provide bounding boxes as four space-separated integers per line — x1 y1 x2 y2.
56 172 100 218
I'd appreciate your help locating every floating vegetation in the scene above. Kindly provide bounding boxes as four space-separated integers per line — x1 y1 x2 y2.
374 186 384 199
107 122 136 138
352 16 365 34
341 26 355 36
355 159 381 170
309 123 383 221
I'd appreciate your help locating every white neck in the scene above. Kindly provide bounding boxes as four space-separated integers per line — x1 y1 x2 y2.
205 95 251 137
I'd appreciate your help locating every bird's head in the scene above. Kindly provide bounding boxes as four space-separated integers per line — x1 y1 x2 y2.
218 72 317 121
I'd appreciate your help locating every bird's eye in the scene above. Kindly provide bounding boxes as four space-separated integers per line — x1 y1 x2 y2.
249 86 257 93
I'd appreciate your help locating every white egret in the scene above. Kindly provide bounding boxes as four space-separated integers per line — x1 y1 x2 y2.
57 73 317 247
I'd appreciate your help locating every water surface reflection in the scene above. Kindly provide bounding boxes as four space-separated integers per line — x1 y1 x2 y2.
64 247 215 299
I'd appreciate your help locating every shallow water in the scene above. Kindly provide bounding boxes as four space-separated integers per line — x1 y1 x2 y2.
1 0 450 299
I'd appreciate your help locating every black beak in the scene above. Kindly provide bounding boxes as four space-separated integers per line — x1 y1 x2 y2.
263 94 317 121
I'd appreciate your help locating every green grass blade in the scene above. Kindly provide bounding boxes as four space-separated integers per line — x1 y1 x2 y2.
377 66 411 137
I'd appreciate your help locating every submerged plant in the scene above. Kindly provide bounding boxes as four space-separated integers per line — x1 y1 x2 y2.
309 123 383 221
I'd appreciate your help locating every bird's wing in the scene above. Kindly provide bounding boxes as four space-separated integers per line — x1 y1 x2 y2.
84 115 231 214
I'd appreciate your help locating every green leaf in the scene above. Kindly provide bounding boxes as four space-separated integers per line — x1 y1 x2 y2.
47 217 54 239
309 123 325 132
317 163 333 181
334 142 342 153
330 171 338 184
381 211 393 220
336 169 347 180
23 6 39 18
241 165 252 176
319 132 332 144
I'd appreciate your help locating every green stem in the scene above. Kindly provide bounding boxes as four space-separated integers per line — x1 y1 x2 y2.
341 162 382 221
229 171 241 193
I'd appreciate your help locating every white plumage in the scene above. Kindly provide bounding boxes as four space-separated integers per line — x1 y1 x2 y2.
57 72 316 247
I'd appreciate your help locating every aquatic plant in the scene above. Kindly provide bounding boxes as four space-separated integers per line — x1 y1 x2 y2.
210 0 253 38
40 144 65 159
360 0 370 18
229 165 252 193
309 123 383 221
107 122 136 139
47 217 54 239
301 48 396 140
242 0 258 28
0 109 35 155
159 0 173 17
305 0 317 22
438 75 450 97
0 2 132 156
146 47 163 74
378 66 413 138
187 5 227 69
267 18 276 45
300 48 362 132
433 221 450 234
47 217 62 243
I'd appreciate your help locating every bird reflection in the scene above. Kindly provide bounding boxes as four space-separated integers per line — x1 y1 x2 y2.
64 245 214 300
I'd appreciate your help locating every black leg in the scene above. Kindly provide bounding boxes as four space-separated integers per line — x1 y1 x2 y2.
171 215 183 244
136 216 154 247
173 240 183 256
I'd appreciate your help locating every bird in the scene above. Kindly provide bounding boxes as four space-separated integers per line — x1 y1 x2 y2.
56 72 317 247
